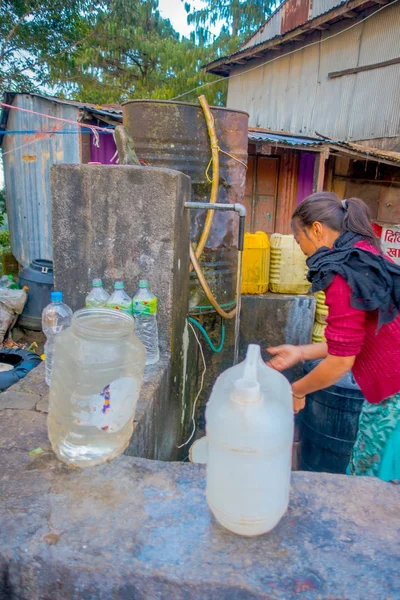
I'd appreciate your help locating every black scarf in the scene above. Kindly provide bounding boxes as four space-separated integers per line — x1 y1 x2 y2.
306 231 400 329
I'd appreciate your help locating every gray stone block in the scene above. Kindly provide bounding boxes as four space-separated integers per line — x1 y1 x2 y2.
0 408 399 600
50 164 191 455
50 164 190 351
0 391 40 411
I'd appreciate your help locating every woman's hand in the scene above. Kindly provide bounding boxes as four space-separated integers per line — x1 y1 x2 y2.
267 345 303 372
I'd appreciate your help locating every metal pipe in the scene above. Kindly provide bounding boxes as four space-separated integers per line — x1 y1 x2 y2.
184 202 246 364
184 202 247 216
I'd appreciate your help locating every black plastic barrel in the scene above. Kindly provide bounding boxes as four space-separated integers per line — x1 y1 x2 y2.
122 100 249 314
18 259 54 330
300 359 365 474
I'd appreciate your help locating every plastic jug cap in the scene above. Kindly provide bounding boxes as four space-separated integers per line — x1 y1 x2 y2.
7 275 13 280
92 278 103 287
114 281 124 290
138 280 149 288
51 291 63 303
232 378 261 405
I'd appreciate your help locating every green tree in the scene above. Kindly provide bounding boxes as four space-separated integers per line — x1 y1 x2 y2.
0 0 104 97
50 0 224 105
185 0 276 52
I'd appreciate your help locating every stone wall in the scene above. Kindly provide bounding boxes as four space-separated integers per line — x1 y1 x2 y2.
51 165 191 458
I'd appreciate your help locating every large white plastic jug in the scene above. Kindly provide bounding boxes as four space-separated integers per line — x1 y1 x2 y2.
205 344 293 536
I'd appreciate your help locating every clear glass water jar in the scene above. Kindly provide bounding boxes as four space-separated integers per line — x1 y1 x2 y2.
48 308 146 468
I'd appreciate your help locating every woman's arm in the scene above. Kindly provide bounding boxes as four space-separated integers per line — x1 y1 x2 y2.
292 354 356 398
292 275 366 411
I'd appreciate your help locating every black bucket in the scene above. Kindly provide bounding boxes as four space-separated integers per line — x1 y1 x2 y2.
122 100 249 314
18 259 54 331
299 359 365 474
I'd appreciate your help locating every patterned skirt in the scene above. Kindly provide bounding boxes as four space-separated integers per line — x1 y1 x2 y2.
347 393 400 482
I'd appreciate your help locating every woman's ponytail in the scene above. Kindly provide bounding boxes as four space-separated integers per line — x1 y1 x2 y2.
342 197 381 251
292 192 382 251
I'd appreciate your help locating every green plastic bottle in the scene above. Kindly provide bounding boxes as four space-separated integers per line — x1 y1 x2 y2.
7 275 19 289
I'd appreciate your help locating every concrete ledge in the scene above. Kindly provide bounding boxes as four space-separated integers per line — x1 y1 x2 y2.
5 358 176 461
1 404 399 599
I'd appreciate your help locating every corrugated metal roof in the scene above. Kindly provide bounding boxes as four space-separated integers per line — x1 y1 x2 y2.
248 128 325 147
248 127 400 164
281 0 311 35
311 0 346 18
205 0 386 75
0 93 122 146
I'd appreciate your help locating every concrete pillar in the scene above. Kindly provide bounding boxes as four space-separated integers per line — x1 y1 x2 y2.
50 164 191 459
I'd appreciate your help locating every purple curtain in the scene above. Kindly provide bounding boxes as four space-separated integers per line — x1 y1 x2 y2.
296 152 316 205
90 133 117 164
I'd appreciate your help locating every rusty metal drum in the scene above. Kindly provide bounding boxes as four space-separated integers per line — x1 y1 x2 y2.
122 100 249 314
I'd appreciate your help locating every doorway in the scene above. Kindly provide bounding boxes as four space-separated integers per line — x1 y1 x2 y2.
244 155 279 233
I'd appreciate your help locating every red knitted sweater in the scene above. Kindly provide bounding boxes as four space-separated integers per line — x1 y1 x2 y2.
324 241 400 404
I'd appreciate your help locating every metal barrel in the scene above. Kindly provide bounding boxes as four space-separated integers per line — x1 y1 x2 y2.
122 100 249 314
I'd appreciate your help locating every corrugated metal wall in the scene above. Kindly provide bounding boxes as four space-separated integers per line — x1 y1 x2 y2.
227 3 400 142
2 95 80 266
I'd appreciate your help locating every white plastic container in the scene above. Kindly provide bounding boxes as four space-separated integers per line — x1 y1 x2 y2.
47 308 146 468
85 278 110 308
206 344 293 537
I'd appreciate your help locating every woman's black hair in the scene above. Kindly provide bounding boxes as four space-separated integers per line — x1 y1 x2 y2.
292 191 381 251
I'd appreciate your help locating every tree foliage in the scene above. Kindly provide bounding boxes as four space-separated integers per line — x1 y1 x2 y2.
49 0 224 105
0 0 225 106
185 0 275 53
0 0 103 97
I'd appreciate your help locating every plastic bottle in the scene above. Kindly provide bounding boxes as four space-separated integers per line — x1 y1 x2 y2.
0 275 9 289
106 281 132 315
47 308 146 468
42 291 73 386
0 275 19 289
7 275 19 290
205 344 293 537
133 280 159 365
85 278 110 308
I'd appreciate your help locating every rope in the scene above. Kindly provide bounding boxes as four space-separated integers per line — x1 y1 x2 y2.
0 102 110 133
178 320 207 449
205 142 247 183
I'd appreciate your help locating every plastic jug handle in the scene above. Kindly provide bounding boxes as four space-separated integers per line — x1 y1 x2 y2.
243 344 261 382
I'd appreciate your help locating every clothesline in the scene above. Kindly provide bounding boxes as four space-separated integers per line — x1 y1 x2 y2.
1 129 115 135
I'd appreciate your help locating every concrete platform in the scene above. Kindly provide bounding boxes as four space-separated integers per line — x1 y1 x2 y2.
1 366 399 599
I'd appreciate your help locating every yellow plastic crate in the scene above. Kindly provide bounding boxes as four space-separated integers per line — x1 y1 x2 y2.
314 291 329 325
241 232 270 295
312 321 327 344
269 234 311 295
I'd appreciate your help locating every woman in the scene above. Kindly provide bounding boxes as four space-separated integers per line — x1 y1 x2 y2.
268 192 400 482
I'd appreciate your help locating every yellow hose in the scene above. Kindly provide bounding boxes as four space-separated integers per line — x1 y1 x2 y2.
189 95 237 320
189 95 219 273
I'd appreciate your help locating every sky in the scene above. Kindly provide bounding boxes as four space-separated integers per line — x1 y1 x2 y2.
158 0 208 37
